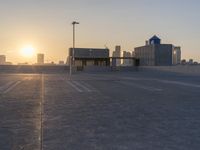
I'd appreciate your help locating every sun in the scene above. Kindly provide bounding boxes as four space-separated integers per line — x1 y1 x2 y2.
20 45 35 57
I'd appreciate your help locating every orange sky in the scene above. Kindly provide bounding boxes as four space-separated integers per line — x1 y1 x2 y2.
1 0 200 64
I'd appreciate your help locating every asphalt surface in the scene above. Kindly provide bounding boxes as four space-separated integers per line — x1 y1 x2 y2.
0 71 200 150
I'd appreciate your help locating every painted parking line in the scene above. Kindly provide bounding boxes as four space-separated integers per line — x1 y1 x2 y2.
80 81 98 92
117 81 163 92
67 80 97 93
2 81 22 94
122 76 200 89
155 79 200 88
0 77 34 94
0 81 15 91
72 81 92 92
67 81 83 92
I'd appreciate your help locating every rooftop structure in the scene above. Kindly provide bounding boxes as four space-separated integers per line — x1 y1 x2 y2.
68 48 110 67
135 36 181 66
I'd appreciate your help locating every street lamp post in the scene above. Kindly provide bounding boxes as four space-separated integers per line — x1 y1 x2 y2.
70 21 79 76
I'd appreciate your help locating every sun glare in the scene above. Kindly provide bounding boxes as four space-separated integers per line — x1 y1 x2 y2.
20 45 35 57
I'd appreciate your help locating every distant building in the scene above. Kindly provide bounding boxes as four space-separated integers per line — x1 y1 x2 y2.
58 61 65 65
135 35 181 66
37 53 44 64
18 62 29 65
132 51 135 57
115 45 121 56
68 48 110 67
112 45 121 66
181 59 187 65
189 59 193 65
173 47 181 65
4 62 12 65
122 51 132 66
0 55 6 64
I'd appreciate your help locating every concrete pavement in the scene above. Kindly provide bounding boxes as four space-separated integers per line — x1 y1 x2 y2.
0 71 200 150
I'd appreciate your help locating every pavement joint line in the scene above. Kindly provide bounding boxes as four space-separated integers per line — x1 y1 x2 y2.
40 74 44 150
72 81 92 92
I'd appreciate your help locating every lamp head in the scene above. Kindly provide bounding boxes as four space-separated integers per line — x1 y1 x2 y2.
72 21 79 25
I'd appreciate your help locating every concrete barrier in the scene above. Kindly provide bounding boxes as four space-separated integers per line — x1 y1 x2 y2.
82 66 111 72
140 65 200 76
0 65 69 73
82 66 139 72
0 65 146 74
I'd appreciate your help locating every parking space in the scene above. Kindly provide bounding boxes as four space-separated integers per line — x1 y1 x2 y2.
0 72 200 149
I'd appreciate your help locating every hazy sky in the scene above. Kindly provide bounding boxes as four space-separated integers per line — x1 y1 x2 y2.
1 0 200 64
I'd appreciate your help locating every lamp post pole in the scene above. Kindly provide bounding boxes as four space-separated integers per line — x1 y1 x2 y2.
70 21 79 76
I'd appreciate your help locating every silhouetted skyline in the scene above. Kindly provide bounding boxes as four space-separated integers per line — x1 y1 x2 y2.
1 0 200 64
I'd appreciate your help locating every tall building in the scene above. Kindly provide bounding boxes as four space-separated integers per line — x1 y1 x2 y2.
115 46 121 55
0 55 6 64
37 53 44 64
173 47 181 65
135 35 181 66
112 45 121 66
122 51 132 66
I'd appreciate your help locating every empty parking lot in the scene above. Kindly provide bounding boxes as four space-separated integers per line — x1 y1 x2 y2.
0 71 200 150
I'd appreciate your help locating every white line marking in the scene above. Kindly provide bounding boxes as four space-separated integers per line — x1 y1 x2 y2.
68 81 83 92
122 77 200 89
122 77 143 80
0 81 15 91
117 81 163 92
81 82 98 92
0 77 34 94
155 79 200 88
72 81 92 92
23 77 33 81
3 81 22 94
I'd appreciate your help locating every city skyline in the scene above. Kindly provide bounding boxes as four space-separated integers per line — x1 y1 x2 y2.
1 0 200 64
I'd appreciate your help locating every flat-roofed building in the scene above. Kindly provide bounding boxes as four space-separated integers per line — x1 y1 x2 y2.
68 48 110 67
135 35 180 66
122 51 132 66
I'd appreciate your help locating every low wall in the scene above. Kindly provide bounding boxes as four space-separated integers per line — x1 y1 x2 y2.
82 66 112 72
140 65 200 76
5 65 185 74
0 65 139 74
0 65 69 73
82 66 138 72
